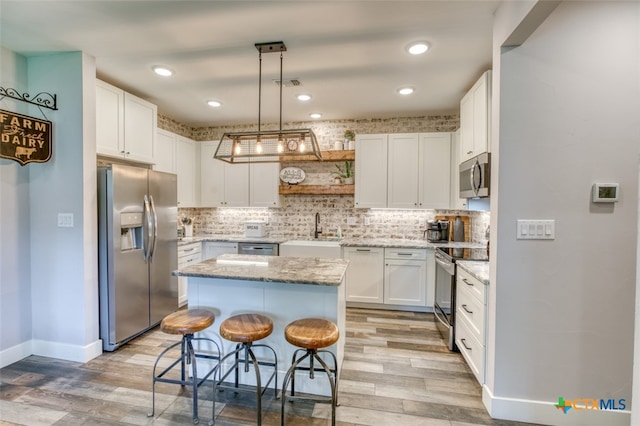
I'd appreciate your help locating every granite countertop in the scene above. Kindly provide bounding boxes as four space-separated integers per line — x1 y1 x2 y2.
179 234 486 250
457 261 490 285
173 253 349 286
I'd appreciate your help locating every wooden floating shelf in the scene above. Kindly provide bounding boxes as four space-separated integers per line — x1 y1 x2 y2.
280 150 355 162
279 184 354 195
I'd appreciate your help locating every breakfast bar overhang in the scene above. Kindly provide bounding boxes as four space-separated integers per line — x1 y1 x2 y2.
173 254 349 396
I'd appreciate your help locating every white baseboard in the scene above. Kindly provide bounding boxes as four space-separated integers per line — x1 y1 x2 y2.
0 338 104 367
0 341 32 368
483 385 631 426
32 338 103 363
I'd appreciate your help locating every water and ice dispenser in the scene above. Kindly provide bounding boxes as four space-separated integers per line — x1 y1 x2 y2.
120 212 143 251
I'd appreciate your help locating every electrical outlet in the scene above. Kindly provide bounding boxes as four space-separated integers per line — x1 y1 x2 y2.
58 213 74 227
418 218 426 228
347 216 357 226
364 217 371 226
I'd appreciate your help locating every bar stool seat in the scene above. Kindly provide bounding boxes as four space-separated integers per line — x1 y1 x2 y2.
148 309 221 425
281 318 340 426
212 313 278 426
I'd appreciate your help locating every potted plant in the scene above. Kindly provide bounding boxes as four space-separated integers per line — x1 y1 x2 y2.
343 129 355 140
334 161 354 184
343 129 356 150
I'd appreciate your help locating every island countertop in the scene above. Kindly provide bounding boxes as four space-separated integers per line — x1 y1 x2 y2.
173 253 349 286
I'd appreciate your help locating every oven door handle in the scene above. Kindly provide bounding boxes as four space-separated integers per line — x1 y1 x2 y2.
435 254 455 275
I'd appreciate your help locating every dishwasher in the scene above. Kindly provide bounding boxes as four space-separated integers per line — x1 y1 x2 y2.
237 242 279 256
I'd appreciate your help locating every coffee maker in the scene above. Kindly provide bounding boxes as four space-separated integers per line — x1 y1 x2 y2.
425 220 449 242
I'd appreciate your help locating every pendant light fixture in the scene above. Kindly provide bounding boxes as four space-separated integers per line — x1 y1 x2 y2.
214 41 322 163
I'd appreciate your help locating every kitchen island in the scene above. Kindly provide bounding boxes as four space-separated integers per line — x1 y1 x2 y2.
173 254 348 396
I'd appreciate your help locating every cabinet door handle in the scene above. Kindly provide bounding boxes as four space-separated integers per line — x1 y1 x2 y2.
460 338 472 351
397 253 413 256
356 249 371 252
463 278 474 287
183 248 195 252
462 304 473 314
466 150 473 154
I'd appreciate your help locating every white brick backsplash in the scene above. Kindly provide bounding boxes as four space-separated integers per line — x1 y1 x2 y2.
165 113 490 243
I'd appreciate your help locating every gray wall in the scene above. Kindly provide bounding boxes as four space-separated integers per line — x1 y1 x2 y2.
0 49 101 366
487 2 639 424
0 47 32 362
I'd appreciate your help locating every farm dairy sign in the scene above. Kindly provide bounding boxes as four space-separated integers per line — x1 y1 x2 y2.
0 109 52 166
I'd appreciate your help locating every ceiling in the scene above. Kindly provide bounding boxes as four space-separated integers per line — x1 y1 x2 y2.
0 1 499 128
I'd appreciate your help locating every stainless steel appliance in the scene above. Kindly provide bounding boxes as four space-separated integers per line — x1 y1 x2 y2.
459 152 490 198
425 220 449 242
434 247 488 351
98 164 178 351
237 242 279 256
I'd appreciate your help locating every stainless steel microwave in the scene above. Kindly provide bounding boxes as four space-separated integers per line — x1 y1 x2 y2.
459 153 490 198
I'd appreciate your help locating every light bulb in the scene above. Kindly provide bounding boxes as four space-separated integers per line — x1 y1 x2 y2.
234 141 241 155
277 136 284 153
256 139 263 154
299 141 305 152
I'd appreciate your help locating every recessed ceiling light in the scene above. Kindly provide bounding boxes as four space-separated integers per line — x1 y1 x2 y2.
309 113 322 119
152 66 173 77
297 94 312 101
207 100 222 107
406 42 430 55
397 87 415 95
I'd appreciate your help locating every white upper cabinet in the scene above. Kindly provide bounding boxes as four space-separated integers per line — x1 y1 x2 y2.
387 133 420 209
449 130 467 209
460 70 491 163
154 129 177 174
418 133 451 209
358 132 452 209
176 136 199 207
249 162 280 207
354 134 388 208
96 79 157 164
200 141 275 208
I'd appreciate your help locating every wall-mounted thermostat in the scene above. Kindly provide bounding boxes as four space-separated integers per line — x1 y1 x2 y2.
592 183 619 203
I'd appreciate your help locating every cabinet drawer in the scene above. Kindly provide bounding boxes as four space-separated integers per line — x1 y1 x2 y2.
457 283 485 338
178 252 201 268
456 313 484 384
457 267 485 303
385 248 427 260
178 242 201 258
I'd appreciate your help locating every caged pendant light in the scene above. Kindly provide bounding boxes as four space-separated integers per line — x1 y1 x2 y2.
214 41 322 163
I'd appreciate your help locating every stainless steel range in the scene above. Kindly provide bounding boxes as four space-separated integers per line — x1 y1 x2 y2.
434 247 488 351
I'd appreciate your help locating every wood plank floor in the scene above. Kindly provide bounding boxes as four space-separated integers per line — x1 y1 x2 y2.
0 308 539 425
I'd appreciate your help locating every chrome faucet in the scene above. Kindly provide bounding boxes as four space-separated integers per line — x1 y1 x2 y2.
314 212 323 239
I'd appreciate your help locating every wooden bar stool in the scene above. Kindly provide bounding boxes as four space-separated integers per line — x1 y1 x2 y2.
148 309 221 425
280 318 340 426
212 313 278 426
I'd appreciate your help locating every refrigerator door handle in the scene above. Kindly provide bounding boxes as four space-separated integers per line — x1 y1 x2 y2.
149 195 159 262
143 195 152 262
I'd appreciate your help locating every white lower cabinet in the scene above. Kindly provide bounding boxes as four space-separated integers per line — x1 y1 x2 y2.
178 242 202 306
345 246 435 309
344 247 384 304
455 266 487 384
203 241 237 260
384 248 426 305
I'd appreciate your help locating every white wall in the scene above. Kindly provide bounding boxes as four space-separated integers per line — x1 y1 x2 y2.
487 2 639 425
0 47 32 366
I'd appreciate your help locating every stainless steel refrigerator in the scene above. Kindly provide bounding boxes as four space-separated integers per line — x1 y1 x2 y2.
98 164 178 351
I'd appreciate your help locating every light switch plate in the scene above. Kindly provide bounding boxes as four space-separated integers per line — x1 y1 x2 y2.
347 216 357 226
517 219 554 240
58 213 74 227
